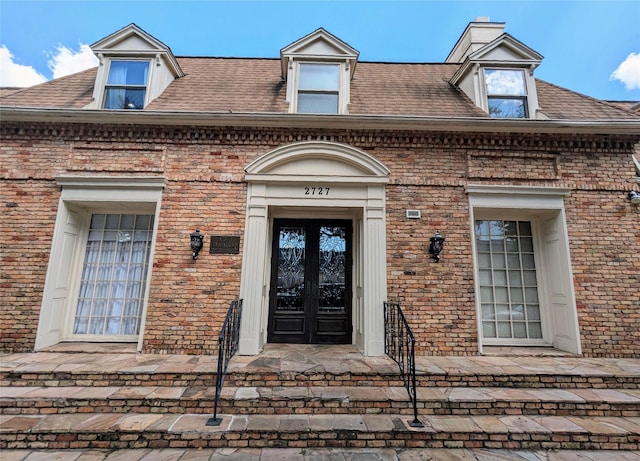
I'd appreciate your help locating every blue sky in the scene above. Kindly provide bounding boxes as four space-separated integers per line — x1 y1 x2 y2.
1 0 639 101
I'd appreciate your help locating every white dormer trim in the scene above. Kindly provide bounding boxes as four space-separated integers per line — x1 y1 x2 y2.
450 31 543 119
452 33 543 81
87 24 184 110
280 28 359 115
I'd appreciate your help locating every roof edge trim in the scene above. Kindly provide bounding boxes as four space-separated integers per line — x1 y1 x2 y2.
2 107 639 136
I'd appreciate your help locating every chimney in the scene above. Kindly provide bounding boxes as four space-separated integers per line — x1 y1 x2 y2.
445 17 505 63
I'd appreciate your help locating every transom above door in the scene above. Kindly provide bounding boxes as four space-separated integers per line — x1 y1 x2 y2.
268 219 352 344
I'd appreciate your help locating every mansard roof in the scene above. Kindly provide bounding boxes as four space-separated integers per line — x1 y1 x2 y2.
1 56 637 121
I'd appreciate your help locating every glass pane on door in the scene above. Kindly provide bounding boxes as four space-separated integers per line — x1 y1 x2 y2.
276 227 306 312
318 226 346 313
269 219 351 344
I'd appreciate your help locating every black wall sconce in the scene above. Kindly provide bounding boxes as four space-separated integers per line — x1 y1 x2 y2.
190 230 204 260
628 191 640 205
429 231 445 263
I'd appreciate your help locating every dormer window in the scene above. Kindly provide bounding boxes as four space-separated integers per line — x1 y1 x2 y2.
104 60 150 109
485 69 528 118
280 28 359 115
447 19 543 119
87 24 184 110
298 63 340 114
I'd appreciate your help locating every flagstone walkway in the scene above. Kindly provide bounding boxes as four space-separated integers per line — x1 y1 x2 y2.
2 447 640 460
1 343 639 379
2 345 639 458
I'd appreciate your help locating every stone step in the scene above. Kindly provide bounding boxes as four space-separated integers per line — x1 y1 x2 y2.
225 370 640 390
2 385 640 418
3 368 639 390
1 413 639 451
2 350 639 390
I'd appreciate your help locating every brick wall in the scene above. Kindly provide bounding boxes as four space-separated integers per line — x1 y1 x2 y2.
0 180 59 352
1 122 638 357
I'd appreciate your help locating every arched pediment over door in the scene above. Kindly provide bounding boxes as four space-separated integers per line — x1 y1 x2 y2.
245 141 390 181
239 141 390 357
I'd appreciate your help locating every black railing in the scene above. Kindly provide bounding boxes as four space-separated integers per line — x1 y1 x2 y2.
206 298 243 426
384 301 423 427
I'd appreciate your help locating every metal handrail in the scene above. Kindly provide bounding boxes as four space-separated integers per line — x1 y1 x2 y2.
384 301 423 427
206 298 243 426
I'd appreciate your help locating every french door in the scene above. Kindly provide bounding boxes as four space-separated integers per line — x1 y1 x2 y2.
268 219 352 344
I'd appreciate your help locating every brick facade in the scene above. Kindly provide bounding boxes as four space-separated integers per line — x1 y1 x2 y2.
1 122 638 357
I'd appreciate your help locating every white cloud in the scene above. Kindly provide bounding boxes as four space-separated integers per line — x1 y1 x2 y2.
610 52 640 91
485 69 526 96
0 45 47 87
0 43 99 88
47 43 98 79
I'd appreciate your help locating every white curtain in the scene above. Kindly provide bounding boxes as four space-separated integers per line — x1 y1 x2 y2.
104 61 149 109
104 62 130 109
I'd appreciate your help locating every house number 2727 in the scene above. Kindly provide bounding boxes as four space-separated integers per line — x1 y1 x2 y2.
304 186 330 196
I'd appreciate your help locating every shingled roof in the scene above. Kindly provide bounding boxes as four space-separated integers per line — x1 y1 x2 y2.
0 57 637 121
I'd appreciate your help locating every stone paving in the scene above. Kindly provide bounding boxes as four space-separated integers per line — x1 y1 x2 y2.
4 383 639 409
2 448 640 460
2 344 639 379
2 411 637 440
2 344 640 457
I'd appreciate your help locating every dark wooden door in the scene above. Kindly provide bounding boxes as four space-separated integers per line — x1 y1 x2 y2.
268 219 352 344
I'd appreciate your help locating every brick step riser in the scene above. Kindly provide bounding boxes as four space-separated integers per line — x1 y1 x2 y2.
0 373 217 388
3 373 639 389
2 429 638 451
2 398 638 418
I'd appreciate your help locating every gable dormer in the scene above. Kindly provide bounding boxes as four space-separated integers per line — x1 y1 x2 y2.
448 18 543 119
280 28 359 114
86 23 184 110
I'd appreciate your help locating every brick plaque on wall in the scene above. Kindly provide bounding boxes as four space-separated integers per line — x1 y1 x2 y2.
467 151 559 180
209 236 240 254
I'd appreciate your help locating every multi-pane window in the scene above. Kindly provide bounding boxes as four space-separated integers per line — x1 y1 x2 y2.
475 220 542 340
297 63 339 114
485 69 528 118
104 60 149 109
73 213 154 337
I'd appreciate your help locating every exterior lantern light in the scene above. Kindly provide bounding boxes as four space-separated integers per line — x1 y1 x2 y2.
429 231 445 263
628 191 640 205
190 230 204 260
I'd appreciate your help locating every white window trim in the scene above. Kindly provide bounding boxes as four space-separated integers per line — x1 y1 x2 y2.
35 176 165 351
101 58 153 110
466 185 581 355
63 208 155 342
474 213 550 346
93 57 155 110
88 53 166 110
286 59 351 115
482 68 528 118
478 66 538 119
